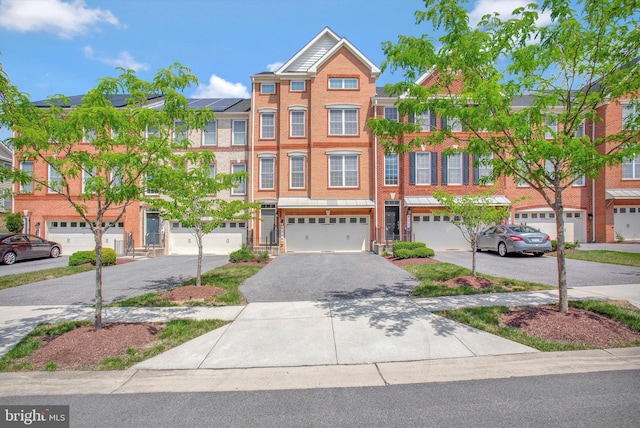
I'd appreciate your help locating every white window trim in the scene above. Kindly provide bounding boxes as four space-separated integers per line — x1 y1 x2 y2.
415 152 431 185
232 120 247 146
328 77 358 89
290 81 306 92
48 165 62 193
259 158 275 190
260 112 275 139
447 153 463 185
202 121 217 146
477 153 494 185
328 108 359 136
289 155 306 189
174 121 188 142
329 154 359 188
622 154 640 179
384 107 399 122
82 167 96 194
290 110 305 137
20 161 34 193
384 153 399 186
261 83 276 94
231 163 247 195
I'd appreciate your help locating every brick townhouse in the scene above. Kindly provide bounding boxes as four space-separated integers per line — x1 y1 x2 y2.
9 27 640 255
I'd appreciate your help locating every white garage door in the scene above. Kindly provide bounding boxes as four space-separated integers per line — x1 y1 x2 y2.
516 210 585 242
286 216 369 252
47 220 124 254
614 206 640 240
167 221 246 255
412 215 469 251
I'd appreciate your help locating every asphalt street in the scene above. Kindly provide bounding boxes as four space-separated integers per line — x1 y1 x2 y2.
1 371 638 428
0 255 229 305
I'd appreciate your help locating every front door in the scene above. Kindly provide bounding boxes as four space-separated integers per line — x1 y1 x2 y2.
146 213 160 245
385 206 400 241
260 208 277 245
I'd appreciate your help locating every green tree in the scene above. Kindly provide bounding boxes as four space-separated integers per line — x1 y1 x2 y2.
148 150 259 286
432 188 514 276
368 0 640 312
4 212 23 233
0 63 214 329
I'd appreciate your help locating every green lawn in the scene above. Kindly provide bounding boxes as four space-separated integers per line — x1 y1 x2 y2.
0 319 229 371
407 262 552 298
434 300 640 351
109 264 263 307
0 265 95 290
559 250 640 267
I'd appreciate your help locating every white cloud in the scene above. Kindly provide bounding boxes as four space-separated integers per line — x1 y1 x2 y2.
83 45 149 71
469 0 552 28
0 0 120 39
266 62 284 72
193 74 250 98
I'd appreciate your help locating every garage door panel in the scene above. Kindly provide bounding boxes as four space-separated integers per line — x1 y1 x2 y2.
412 219 468 251
168 228 245 255
614 206 640 240
515 210 584 242
47 221 123 254
286 217 368 252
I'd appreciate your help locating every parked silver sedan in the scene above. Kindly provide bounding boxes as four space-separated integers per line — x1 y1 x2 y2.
477 225 552 257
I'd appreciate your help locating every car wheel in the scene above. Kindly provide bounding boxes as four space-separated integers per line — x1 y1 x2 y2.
3 251 16 265
533 252 544 257
50 247 60 258
498 242 508 257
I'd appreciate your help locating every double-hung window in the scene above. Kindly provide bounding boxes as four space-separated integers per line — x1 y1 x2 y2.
84 128 96 143
622 155 640 179
232 120 247 145
20 161 34 193
260 158 275 190
82 166 96 194
231 164 247 195
384 107 398 122
447 153 463 185
329 109 358 135
290 81 305 92
328 78 358 89
415 152 432 185
384 153 399 185
474 153 493 184
416 111 436 131
261 83 276 94
623 102 638 130
203 121 217 146
260 113 275 139
290 156 305 188
545 116 558 139
290 110 305 137
48 165 62 192
329 155 358 187
174 121 188 143
111 167 123 187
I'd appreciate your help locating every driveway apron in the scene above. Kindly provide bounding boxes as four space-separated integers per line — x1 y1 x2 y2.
240 253 420 302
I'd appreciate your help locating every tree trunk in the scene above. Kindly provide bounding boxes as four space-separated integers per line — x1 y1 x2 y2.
195 231 203 287
554 194 568 313
471 239 477 277
94 227 104 330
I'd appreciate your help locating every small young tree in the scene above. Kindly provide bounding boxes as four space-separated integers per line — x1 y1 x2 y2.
0 63 214 329
4 212 23 233
432 188 513 276
368 0 640 312
148 150 259 286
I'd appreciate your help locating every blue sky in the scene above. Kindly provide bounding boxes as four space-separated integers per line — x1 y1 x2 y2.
0 0 549 139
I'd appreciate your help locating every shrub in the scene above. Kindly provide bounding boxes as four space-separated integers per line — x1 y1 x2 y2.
229 245 253 263
4 213 24 233
69 251 94 266
68 248 117 266
413 247 435 258
392 241 426 253
394 249 413 259
255 251 270 263
551 240 580 251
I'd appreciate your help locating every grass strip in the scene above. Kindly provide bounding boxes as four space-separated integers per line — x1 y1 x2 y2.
407 262 552 298
0 265 95 290
557 250 640 267
108 264 263 307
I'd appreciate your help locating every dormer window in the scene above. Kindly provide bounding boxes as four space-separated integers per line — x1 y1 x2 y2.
328 78 358 89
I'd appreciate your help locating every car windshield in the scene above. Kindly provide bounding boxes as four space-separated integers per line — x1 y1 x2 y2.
508 226 540 233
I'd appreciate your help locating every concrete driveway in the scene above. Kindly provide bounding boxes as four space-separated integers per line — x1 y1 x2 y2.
0 255 229 305
240 253 420 302
433 246 640 287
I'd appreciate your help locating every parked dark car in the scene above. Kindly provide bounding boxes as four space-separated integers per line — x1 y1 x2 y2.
477 225 552 257
0 234 62 265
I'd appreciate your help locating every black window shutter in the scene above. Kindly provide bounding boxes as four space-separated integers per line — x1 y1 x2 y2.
431 152 438 184
463 153 470 185
472 154 479 184
441 117 448 129
408 113 415 124
441 153 448 185
409 152 416 185
430 111 437 130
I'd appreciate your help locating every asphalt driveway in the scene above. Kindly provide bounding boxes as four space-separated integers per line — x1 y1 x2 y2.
240 253 420 302
0 255 229 306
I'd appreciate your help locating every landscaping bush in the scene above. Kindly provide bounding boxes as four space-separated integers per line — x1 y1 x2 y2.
255 251 270 263
4 213 24 233
413 247 435 258
229 245 253 263
69 251 94 266
394 249 413 259
392 241 426 253
551 240 581 251
68 248 117 266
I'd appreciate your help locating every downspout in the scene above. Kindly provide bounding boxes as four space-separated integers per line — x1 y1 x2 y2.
250 77 256 242
591 119 596 242
373 98 379 245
